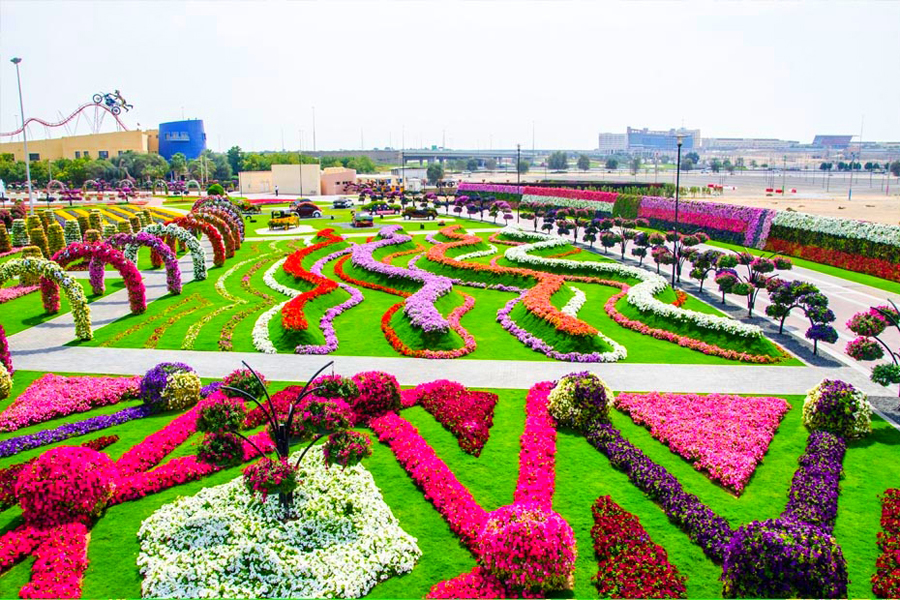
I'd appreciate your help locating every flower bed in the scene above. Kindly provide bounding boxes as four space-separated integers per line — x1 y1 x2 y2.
514 381 556 509
381 293 478 359
137 453 420 598
873 488 900 598
0 374 141 432
586 422 733 562
638 196 774 248
590 495 687 598
767 237 900 282
614 392 791 494
0 284 38 304
780 430 845 532
403 380 498 456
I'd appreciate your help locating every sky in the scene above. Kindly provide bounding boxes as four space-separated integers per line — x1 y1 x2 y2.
1 1 899 152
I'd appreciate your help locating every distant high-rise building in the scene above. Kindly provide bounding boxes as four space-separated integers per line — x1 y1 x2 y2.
598 133 627 154
626 127 700 153
812 135 853 149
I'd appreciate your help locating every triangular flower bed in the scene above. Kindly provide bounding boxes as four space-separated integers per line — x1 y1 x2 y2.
614 392 791 494
402 380 498 456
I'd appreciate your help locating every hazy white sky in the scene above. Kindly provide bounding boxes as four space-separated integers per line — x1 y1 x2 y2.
2 1 899 152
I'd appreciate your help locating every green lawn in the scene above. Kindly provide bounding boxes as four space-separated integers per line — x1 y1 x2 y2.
0 278 127 336
0 372 892 598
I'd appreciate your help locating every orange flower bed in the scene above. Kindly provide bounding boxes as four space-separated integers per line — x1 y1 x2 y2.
488 231 525 246
381 245 424 265
546 247 582 259
280 229 345 331
381 292 477 359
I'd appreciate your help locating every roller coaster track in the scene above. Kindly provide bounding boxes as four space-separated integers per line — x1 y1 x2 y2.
0 102 129 138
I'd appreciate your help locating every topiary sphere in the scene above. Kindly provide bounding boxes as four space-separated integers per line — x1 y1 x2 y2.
721 519 848 599
0 364 11 401
476 503 577 592
802 379 871 439
349 371 401 424
547 371 615 431
15 446 117 527
141 362 201 412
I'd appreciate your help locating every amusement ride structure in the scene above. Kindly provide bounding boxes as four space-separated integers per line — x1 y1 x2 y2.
0 93 132 139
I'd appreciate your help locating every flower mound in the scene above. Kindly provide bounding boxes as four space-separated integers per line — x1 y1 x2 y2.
476 503 576 592
350 371 401 424
140 362 201 412
406 380 498 456
615 392 791 494
0 374 140 432
721 518 848 599
137 454 421 599
590 496 687 598
548 372 615 431
15 446 117 528
802 379 872 439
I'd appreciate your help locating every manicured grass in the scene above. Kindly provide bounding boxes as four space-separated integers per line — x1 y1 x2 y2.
0 278 127 336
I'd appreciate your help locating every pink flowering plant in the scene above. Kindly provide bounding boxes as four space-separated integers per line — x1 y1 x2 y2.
242 457 299 502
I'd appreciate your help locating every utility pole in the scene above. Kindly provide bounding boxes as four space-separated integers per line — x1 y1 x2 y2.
10 58 34 215
673 135 684 288
312 106 317 152
516 143 521 186
782 155 787 195
298 129 304 197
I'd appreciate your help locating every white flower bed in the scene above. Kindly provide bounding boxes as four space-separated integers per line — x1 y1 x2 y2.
137 454 421 598
262 257 302 298
501 226 763 339
773 210 900 247
520 193 614 213
455 243 498 261
561 286 586 317
252 301 285 354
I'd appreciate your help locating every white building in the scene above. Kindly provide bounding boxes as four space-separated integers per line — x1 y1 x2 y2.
598 133 627 154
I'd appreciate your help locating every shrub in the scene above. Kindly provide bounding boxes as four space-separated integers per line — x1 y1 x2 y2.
222 368 268 399
83 228 102 243
46 222 65 255
196 394 247 432
322 430 372 467
140 362 201 412
102 223 116 238
19 246 42 285
243 457 298 502
476 503 577 591
88 210 102 232
11 219 28 247
63 220 82 245
0 364 10 401
722 518 848 599
129 216 142 232
15 446 117 527
117 220 132 234
28 227 49 257
349 371 401 423
76 216 90 237
310 373 359 399
548 372 615 431
207 183 225 196
0 223 10 252
802 379 871 439
198 432 244 467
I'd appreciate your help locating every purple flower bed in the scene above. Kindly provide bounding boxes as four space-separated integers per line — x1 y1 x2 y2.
586 423 733 562
780 430 846 532
638 196 776 248
458 182 524 196
295 247 365 354
350 226 454 334
0 405 150 459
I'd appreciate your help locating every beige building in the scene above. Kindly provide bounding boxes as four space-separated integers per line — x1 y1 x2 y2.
0 129 159 162
238 164 322 196
320 167 356 195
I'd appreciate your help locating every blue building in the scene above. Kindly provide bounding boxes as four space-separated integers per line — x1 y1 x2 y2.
158 119 207 160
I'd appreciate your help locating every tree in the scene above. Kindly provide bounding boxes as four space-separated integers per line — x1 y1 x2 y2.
605 158 618 170
466 158 479 172
577 154 591 171
716 252 793 317
710 159 722 173
226 146 244 174
630 156 641 175
517 159 530 174
845 301 900 396
426 162 445 185
168 153 187 179
819 162 833 171
547 151 568 171
681 158 694 172
689 249 724 292
890 161 900 177
484 158 497 171
685 152 700 163
750 159 758 168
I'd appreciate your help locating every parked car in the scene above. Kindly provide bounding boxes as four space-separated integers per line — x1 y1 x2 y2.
290 201 323 218
332 198 354 209
351 212 374 228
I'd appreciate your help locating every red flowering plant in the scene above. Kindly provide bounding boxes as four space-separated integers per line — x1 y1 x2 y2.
197 361 372 512
716 251 793 317
222 368 268 400
846 301 900 398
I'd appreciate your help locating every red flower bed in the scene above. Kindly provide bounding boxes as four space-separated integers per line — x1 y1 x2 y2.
766 238 900 282
873 488 900 598
381 293 478 360
524 186 617 203
281 229 344 330
488 231 525 247
335 254 410 298
403 380 498 456
590 496 687 598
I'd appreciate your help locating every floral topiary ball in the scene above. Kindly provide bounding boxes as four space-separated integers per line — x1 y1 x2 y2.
140 362 201 412
548 371 615 431
476 503 577 592
802 379 871 439
721 518 848 599
349 371 401 424
15 446 118 527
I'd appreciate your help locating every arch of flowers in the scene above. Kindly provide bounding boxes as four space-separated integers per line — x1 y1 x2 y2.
164 216 225 268
107 232 182 295
187 211 237 258
191 197 245 238
141 223 208 281
0 257 92 339
51 242 147 314
195 206 243 246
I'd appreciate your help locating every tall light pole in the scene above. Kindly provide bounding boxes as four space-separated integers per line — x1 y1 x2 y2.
11 57 35 215
312 107 317 152
781 155 787 195
298 129 304 197
516 143 521 187
672 134 684 288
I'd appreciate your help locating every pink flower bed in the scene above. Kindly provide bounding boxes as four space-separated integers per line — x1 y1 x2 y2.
524 186 617 203
0 284 39 304
615 392 791 494
0 522 89 599
0 374 141 432
369 412 488 549
427 566 541 598
514 381 556 509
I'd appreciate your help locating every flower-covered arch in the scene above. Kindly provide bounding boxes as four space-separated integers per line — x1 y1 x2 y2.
107 232 182 295
141 223 208 281
0 257 92 339
51 242 147 314
165 216 225 268
195 206 243 246
191 197 245 238
152 180 169 196
187 211 236 258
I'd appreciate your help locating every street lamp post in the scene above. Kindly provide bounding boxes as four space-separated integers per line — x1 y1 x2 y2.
11 57 35 215
672 134 684 288
516 143 521 187
781 155 787 195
